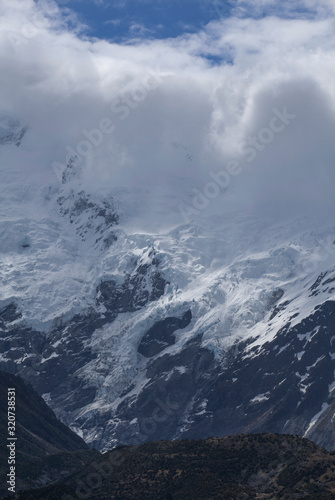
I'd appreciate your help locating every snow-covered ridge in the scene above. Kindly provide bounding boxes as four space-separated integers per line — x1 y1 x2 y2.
1 145 335 341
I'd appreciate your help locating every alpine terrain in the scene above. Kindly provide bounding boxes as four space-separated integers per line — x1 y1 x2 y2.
1 114 335 455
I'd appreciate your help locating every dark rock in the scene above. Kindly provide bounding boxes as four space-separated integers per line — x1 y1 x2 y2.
0 304 22 327
97 258 167 315
138 310 192 357
268 288 284 307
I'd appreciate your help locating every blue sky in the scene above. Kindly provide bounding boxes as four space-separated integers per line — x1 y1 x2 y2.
53 0 321 43
55 0 235 41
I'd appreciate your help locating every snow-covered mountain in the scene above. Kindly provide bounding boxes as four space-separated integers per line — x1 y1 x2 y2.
0 114 27 147
1 116 335 453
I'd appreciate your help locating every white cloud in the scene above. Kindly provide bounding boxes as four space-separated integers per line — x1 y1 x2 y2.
234 0 335 18
1 0 335 229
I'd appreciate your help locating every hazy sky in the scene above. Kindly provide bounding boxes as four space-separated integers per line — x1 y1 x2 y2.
1 0 335 228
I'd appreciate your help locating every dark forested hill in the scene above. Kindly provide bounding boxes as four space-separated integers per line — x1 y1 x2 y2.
8 433 335 499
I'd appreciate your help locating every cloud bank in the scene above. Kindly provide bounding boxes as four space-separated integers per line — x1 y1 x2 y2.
1 0 335 229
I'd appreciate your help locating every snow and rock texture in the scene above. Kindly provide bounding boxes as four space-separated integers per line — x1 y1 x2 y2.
1 129 335 452
0 114 27 147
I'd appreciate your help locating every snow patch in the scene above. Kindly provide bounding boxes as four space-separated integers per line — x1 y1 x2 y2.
250 393 270 404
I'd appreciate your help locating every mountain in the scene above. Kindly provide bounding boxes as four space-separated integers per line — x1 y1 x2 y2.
0 115 27 147
7 433 335 499
1 122 335 454
0 370 99 499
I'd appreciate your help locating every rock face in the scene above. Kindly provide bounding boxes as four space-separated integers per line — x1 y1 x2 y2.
176 299 335 447
0 370 98 499
96 254 167 316
138 310 192 357
8 434 335 499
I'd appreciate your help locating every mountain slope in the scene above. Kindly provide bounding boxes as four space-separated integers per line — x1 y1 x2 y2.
1 126 335 452
0 370 99 498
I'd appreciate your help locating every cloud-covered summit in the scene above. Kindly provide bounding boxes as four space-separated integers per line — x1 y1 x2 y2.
1 0 335 229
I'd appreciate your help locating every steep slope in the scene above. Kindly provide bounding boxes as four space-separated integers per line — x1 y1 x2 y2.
8 434 335 499
0 370 99 499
